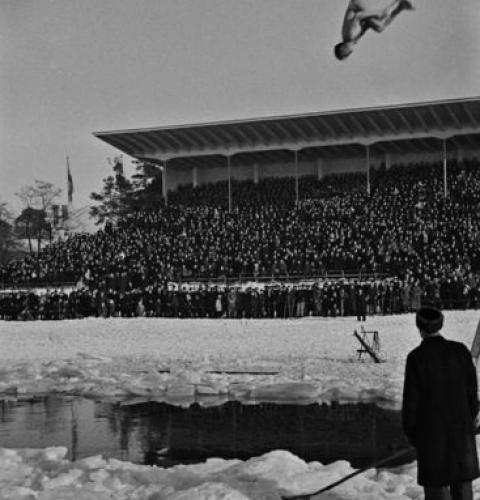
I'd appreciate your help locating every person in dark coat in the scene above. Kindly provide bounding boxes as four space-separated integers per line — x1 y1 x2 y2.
355 286 367 322
402 306 479 500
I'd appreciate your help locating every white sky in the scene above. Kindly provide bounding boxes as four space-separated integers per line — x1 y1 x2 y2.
1 0 480 213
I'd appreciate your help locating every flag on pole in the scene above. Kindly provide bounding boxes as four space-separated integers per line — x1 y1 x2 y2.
67 156 74 204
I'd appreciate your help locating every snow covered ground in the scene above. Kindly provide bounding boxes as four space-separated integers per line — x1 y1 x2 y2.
1 311 480 499
1 311 479 408
0 445 425 500
0 445 426 500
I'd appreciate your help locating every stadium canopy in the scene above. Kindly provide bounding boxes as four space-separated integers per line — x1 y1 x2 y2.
94 97 480 160
94 97 480 205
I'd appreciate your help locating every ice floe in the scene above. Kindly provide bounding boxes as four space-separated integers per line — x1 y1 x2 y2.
1 312 479 408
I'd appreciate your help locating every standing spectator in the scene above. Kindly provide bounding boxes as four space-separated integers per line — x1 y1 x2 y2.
409 280 422 311
258 288 266 318
136 298 146 317
295 286 306 318
227 288 237 318
286 287 295 318
251 289 259 318
355 286 367 322
215 294 223 318
312 284 322 317
402 307 479 500
326 285 337 317
401 280 411 313
107 291 116 317
338 285 346 317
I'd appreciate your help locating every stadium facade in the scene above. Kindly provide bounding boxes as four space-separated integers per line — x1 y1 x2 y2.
94 97 480 205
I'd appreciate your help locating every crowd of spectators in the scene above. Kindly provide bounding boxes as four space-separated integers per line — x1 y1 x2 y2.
1 273 479 321
1 157 480 321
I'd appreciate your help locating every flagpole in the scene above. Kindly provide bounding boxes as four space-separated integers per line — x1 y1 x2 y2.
67 156 73 210
66 156 74 232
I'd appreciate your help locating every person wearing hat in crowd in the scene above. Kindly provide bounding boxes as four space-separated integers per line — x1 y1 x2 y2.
402 306 479 500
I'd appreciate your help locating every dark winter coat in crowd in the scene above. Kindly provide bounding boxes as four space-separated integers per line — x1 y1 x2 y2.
402 336 479 486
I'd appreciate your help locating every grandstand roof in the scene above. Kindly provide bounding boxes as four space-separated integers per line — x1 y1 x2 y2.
94 97 480 167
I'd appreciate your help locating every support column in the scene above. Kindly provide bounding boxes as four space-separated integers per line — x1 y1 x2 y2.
385 153 391 170
227 155 232 213
162 160 168 207
443 139 448 198
316 158 324 181
253 163 259 184
294 150 299 204
192 166 198 188
366 146 371 195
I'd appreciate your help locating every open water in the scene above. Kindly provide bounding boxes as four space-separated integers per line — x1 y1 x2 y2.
0 396 413 468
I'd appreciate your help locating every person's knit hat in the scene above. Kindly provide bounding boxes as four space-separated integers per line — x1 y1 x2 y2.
416 306 444 334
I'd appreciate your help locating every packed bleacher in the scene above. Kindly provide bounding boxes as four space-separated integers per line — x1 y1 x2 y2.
1 157 480 320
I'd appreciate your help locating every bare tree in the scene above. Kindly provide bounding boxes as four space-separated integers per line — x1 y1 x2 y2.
0 201 23 266
15 180 62 253
0 201 12 222
31 180 62 212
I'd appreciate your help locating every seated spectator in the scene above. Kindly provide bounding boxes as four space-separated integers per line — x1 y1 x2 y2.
2 157 480 322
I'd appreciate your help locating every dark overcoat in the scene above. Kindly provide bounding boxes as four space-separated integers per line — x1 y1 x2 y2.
402 335 479 486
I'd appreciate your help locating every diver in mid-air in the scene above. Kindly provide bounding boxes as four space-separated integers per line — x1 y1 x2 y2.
334 0 415 60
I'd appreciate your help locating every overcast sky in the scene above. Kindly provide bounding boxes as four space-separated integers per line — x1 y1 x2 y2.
1 0 480 213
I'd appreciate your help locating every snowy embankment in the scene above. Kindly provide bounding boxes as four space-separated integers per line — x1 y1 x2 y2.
1 312 479 408
0 445 425 500
1 311 480 499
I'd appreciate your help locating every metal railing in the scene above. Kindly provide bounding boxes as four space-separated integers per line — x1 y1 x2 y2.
0 281 77 292
0 271 389 291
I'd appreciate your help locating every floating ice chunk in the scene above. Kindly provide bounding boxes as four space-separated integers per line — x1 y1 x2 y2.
41 469 83 489
120 397 152 406
56 366 84 379
75 455 107 470
42 447 68 461
228 383 253 399
320 387 342 401
166 382 196 397
241 450 308 480
0 485 37 499
169 482 250 500
169 368 202 385
195 383 221 395
0 452 33 484
195 395 230 407
251 383 319 401
37 485 112 500
77 352 111 362
181 458 242 477
88 469 109 483
0 448 19 460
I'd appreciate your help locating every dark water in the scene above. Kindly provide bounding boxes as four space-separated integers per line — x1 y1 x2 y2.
0 397 412 468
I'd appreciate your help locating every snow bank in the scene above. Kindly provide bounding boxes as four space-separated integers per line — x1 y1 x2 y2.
0 445 427 500
1 311 479 408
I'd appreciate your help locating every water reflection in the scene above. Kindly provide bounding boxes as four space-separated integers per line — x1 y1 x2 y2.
0 397 411 468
